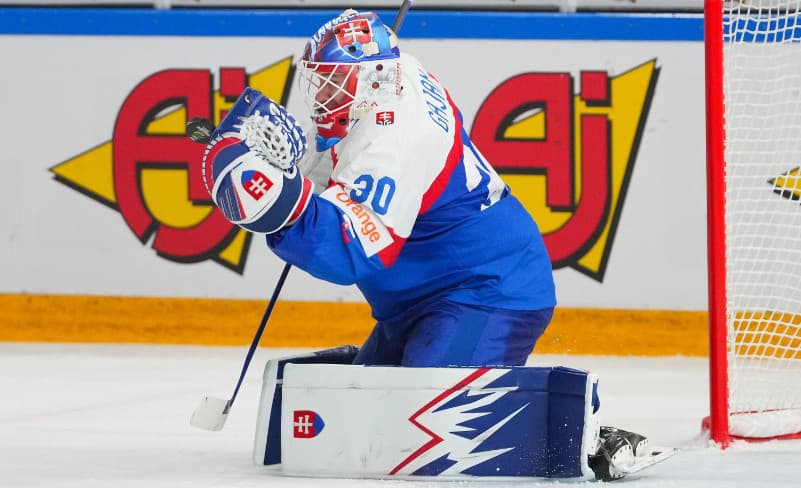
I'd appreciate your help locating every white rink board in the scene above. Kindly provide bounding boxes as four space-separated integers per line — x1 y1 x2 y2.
0 10 707 310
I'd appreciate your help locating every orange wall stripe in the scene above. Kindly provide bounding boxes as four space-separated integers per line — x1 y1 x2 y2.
0 294 708 356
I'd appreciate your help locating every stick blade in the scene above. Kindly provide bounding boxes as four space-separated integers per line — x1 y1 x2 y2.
190 396 231 431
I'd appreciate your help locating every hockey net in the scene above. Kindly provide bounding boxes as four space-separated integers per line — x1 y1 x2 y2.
705 0 801 445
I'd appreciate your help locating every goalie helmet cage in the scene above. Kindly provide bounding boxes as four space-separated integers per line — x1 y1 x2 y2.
705 0 801 447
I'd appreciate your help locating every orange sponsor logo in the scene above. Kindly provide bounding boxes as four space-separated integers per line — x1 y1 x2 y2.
334 190 384 243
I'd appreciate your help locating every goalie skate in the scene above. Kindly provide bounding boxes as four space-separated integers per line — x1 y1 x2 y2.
589 426 677 481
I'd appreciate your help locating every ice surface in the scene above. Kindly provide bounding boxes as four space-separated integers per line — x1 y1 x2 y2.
1 343 800 487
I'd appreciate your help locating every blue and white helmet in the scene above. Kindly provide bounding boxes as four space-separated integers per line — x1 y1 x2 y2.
298 10 402 150
301 9 399 65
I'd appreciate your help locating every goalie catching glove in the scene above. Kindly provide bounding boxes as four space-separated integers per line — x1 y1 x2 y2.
202 87 313 234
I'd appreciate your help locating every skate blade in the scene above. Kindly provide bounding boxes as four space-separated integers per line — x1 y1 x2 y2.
619 446 678 475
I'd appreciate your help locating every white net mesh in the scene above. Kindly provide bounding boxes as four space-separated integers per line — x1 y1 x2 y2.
723 0 801 437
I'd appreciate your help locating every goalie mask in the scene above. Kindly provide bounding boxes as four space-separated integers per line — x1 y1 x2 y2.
298 10 402 151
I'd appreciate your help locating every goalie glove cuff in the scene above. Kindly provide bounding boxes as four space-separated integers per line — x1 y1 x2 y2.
211 161 314 234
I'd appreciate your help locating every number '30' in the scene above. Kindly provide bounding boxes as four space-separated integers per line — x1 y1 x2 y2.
349 175 396 215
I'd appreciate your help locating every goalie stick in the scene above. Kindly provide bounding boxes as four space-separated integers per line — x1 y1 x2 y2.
190 262 291 431
392 0 413 32
187 0 415 432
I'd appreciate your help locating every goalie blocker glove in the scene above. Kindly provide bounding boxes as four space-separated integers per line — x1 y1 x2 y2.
202 88 314 234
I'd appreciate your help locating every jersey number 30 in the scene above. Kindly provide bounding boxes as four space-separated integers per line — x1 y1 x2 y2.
350 175 396 215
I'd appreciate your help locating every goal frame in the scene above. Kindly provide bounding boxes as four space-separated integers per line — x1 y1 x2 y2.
705 0 801 447
704 0 730 448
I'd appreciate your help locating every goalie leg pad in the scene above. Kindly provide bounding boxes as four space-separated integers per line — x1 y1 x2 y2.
252 345 360 466
255 362 600 480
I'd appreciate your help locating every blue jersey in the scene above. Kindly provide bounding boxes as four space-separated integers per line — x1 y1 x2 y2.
267 53 555 321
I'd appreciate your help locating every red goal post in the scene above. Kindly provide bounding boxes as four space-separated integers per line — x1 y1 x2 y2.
705 0 801 447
